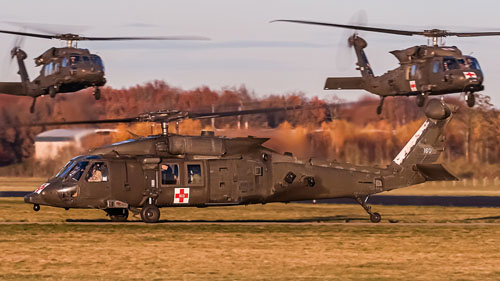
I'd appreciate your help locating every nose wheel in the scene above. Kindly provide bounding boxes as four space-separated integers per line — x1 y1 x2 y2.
93 87 101 100
416 93 426 107
355 195 381 223
465 92 475 107
33 204 40 212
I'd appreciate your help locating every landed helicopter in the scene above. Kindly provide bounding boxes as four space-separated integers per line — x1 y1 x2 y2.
272 20 500 114
24 100 457 223
0 28 207 113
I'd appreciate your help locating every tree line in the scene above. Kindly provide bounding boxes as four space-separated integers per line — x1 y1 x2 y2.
0 80 498 178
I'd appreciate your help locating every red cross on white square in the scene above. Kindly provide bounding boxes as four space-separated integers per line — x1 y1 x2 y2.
174 188 190 204
409 80 417 92
463 72 477 79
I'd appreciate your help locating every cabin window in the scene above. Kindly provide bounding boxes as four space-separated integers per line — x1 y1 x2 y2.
45 63 53 76
67 161 89 181
410 65 418 78
187 164 203 185
62 57 68 68
161 163 179 185
85 162 109 182
54 63 59 73
83 56 90 63
433 61 440 73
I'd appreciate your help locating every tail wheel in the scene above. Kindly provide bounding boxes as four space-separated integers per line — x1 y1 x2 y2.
140 205 160 223
106 208 129 222
48 86 57 98
465 92 475 107
370 212 381 223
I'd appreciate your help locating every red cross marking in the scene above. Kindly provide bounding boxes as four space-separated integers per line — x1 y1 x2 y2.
465 72 476 78
175 188 189 203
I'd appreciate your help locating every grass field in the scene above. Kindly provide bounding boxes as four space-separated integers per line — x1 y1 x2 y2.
1 197 500 280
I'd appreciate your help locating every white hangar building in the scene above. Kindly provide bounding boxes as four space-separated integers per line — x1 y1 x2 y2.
34 129 116 160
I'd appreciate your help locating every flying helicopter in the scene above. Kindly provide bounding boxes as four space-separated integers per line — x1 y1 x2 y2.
23 99 457 223
0 28 207 113
272 20 500 114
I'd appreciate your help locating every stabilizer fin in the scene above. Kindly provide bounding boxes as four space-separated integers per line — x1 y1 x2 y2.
324 77 365 90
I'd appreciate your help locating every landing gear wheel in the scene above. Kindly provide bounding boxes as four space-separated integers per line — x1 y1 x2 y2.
370 212 381 223
33 204 40 212
93 87 101 100
107 208 129 222
48 86 57 98
140 205 160 223
465 92 475 107
30 98 37 113
416 94 426 107
376 105 383 115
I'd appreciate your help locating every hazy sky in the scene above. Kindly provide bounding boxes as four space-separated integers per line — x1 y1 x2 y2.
1 0 500 105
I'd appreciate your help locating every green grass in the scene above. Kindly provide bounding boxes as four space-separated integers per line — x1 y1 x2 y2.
1 179 500 280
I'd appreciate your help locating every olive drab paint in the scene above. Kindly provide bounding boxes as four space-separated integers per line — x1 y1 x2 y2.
271 20 499 114
24 101 458 223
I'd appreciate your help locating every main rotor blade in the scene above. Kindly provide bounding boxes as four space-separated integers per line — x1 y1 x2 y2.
185 105 309 121
79 35 210 41
271 20 418 36
0 29 55 40
28 117 138 127
0 28 209 41
449 31 500 37
271 20 500 39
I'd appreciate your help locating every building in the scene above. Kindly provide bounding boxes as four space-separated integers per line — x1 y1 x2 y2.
34 128 116 160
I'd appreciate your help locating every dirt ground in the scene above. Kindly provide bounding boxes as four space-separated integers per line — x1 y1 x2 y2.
0 198 499 280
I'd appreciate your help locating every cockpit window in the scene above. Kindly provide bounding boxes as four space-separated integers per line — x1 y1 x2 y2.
466 56 481 70
161 164 179 185
67 161 89 181
70 56 81 64
85 162 109 182
443 57 461 71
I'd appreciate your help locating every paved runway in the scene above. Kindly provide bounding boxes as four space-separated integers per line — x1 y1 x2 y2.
3 191 500 207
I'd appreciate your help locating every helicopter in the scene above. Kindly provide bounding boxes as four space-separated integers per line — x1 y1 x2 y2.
0 28 207 113
23 99 457 223
272 20 500 114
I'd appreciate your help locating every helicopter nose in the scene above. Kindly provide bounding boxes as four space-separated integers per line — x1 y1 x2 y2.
24 182 61 206
24 191 46 205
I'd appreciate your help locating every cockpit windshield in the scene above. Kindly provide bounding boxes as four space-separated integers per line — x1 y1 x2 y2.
443 56 481 71
56 160 76 178
465 56 481 70
90 55 105 71
66 161 89 181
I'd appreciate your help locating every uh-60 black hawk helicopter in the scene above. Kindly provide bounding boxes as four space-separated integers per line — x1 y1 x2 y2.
272 20 500 114
0 28 207 113
24 99 457 223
